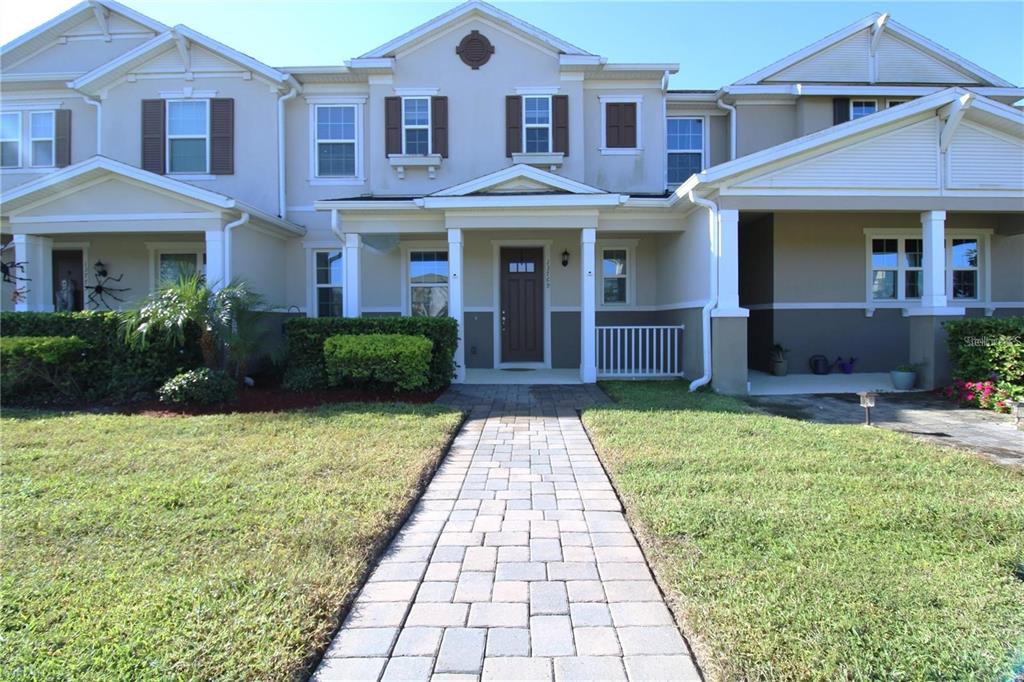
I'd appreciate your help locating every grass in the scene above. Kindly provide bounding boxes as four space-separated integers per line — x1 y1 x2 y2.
1 404 462 681
582 382 1024 682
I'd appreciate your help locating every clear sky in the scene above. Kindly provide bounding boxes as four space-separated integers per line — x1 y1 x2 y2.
2 0 1022 89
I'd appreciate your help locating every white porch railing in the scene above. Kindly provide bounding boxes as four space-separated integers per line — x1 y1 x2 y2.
596 325 685 378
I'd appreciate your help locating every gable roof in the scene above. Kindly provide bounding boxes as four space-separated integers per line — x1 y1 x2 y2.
432 164 606 196
360 0 592 58
734 12 1014 87
69 24 294 94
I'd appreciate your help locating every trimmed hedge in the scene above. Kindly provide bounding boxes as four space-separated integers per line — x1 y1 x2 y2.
943 316 1024 410
1 336 91 398
158 368 237 405
283 317 458 392
0 311 201 404
324 333 432 392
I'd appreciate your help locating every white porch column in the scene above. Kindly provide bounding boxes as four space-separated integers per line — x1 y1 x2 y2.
13 234 53 312
716 208 742 314
921 210 947 308
343 232 361 318
447 228 465 383
204 229 226 291
580 228 597 383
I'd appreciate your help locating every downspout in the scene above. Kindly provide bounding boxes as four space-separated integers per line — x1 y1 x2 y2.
81 95 102 155
277 83 300 218
223 211 250 284
687 191 719 392
715 96 736 160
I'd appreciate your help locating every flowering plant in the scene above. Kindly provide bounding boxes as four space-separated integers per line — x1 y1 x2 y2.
941 378 1020 413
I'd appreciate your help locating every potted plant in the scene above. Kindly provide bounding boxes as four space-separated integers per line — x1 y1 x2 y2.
769 343 790 376
890 363 917 390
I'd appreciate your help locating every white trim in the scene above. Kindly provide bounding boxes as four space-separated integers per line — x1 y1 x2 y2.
401 96 431 156
850 99 878 120
166 98 210 175
599 95 643 153
515 86 560 95
596 239 637 308
309 247 344 318
159 88 217 99
146 241 204 292
1 111 22 169
666 115 706 187
400 241 449 317
394 87 438 97
522 94 553 155
491 239 553 369
310 102 363 181
12 211 220 224
432 163 606 197
1 101 64 111
886 98 911 108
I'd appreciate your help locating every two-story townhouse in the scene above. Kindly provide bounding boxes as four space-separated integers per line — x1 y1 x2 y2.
2 1 1022 394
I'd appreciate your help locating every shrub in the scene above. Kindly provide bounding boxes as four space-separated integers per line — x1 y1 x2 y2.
943 317 1024 412
283 317 457 391
158 368 237 406
1 336 91 399
324 334 432 392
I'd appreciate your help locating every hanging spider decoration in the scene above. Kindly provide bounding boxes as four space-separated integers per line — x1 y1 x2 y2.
85 260 130 310
1 243 30 304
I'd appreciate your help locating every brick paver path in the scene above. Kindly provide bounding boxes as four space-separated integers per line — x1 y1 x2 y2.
313 385 702 681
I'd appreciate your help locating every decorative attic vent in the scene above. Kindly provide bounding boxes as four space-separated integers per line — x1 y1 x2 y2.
456 30 494 69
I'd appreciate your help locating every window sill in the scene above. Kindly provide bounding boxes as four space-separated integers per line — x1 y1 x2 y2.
599 147 643 156
388 154 443 179
168 173 215 181
2 166 57 174
309 177 365 186
512 152 564 169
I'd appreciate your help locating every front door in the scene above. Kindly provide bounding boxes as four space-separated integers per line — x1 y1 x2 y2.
500 247 544 363
51 250 84 312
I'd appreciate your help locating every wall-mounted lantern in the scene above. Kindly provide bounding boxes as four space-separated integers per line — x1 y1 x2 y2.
561 249 570 267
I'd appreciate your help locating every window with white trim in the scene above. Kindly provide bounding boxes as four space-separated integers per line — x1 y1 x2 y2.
1 112 21 168
167 99 209 174
314 250 344 317
601 248 629 305
886 99 910 108
866 234 985 302
409 250 448 317
158 252 202 285
950 238 978 300
523 96 552 153
666 117 703 185
29 111 55 167
402 97 430 155
315 105 357 177
850 100 878 120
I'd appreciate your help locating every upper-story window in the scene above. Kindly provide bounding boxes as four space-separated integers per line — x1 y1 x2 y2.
315 104 357 177
666 117 704 185
29 111 55 167
850 100 878 120
402 97 431 155
167 100 209 174
1 112 20 168
601 96 641 154
523 96 552 153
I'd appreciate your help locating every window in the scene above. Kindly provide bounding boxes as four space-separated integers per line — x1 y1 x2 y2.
315 105 357 177
402 97 430 155
903 238 923 299
886 99 910 108
315 250 344 317
850 100 878 119
667 117 703 185
1 112 20 168
409 250 448 317
29 111 55 167
167 100 209 173
950 238 978 300
870 238 898 299
601 249 629 305
159 253 201 285
601 97 641 152
523 96 551 153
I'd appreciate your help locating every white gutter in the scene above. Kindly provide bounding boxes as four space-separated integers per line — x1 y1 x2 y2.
223 211 249 283
687 191 719 392
329 208 342 241
715 97 736 160
81 95 102 154
277 84 300 218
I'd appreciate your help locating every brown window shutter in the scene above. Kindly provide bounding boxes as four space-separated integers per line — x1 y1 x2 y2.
431 96 448 158
606 103 637 148
141 99 165 174
385 96 401 156
210 98 234 175
54 109 71 167
505 95 521 157
553 94 569 155
833 97 850 125
605 102 620 148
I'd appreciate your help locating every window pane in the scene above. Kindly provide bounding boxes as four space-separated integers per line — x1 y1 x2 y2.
851 101 877 119
1 112 18 139
603 278 626 304
410 251 448 284
667 118 702 152
904 239 923 268
871 239 898 269
168 138 207 173
318 142 355 176
602 250 627 277
667 152 702 184
951 239 977 268
411 286 448 317
405 128 429 155
1 140 19 167
872 270 896 299
30 112 54 138
317 287 343 317
403 98 429 126
159 253 196 285
317 106 354 141
905 270 922 299
32 141 54 166
525 127 549 153
168 101 207 136
952 270 977 299
524 97 550 124
316 251 343 286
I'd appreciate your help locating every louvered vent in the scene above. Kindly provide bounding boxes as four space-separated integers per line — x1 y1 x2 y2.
456 30 494 69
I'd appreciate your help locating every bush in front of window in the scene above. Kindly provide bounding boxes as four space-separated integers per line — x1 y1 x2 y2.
0 335 91 400
282 317 458 392
942 316 1024 412
323 333 432 393
158 368 237 406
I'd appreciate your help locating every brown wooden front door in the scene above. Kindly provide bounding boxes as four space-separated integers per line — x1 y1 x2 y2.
500 247 544 363
51 250 84 312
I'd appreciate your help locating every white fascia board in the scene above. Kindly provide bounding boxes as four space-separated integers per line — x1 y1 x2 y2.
172 25 289 83
432 164 606 197
236 202 306 236
359 1 592 59
601 63 680 74
884 19 1014 88
666 91 722 103
315 200 421 211
418 194 627 209
345 57 395 71
726 84 1024 100
94 0 169 34
559 54 605 68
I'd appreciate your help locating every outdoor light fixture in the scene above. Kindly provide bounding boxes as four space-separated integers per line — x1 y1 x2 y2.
561 250 570 267
94 260 107 278
858 391 877 426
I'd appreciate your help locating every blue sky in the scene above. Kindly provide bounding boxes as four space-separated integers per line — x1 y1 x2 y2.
3 1 1022 88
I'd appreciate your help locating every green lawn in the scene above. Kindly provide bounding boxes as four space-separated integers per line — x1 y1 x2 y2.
582 382 1024 682
1 405 462 681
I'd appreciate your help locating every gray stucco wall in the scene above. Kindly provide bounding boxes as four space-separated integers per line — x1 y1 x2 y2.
552 312 581 369
465 312 494 369
772 308 909 373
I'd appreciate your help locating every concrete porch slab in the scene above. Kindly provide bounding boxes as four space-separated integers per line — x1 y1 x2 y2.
748 370 914 396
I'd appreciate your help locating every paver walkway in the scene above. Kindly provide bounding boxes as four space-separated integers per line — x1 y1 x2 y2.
313 384 702 682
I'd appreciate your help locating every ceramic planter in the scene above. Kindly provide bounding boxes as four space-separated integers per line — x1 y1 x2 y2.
770 359 788 376
890 370 916 390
